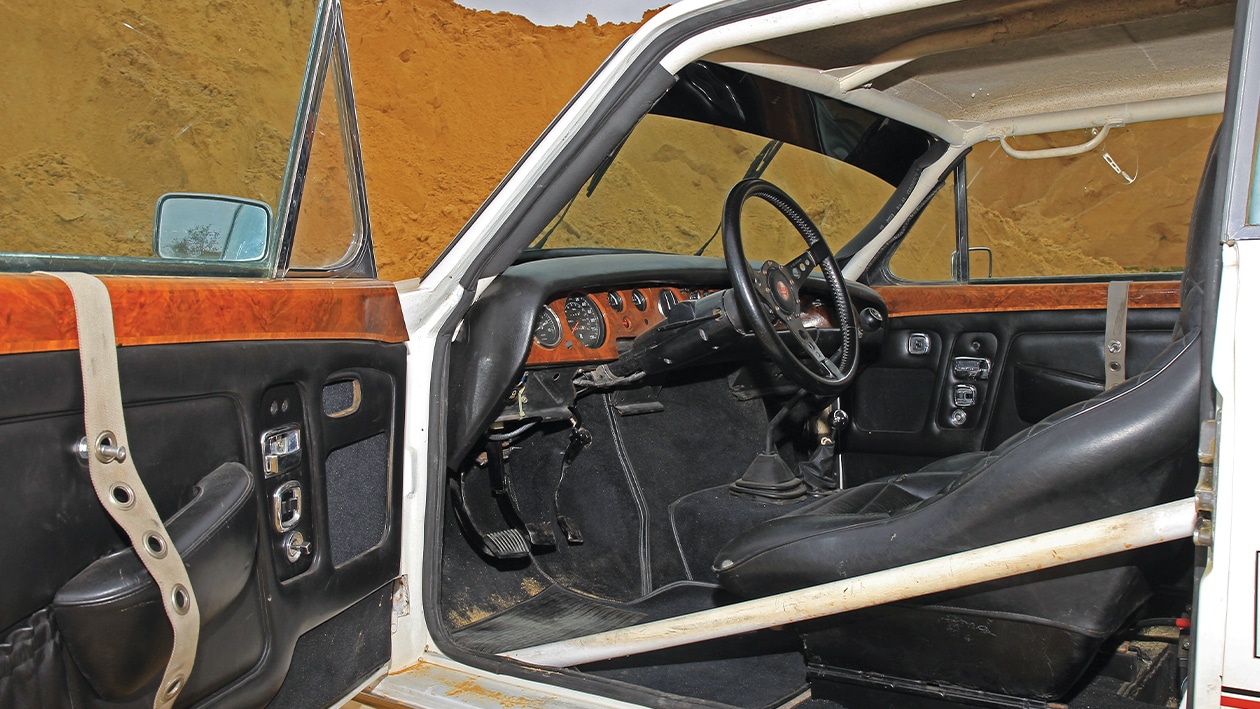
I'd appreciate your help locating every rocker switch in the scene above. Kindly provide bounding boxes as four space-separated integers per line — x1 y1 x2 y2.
953 384 978 408
273 480 303 533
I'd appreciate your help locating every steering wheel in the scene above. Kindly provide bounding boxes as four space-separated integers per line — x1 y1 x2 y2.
722 179 859 395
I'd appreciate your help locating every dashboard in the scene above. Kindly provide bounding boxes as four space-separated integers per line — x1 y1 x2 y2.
445 253 885 465
527 286 837 366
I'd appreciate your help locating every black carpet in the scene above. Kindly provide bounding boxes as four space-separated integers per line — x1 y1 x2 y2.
670 484 817 584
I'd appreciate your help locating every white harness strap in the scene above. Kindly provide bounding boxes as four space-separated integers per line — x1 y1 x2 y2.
44 272 200 708
1104 281 1130 390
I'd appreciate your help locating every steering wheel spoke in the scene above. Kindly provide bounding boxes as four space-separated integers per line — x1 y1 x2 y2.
784 315 843 379
749 268 779 311
785 243 829 289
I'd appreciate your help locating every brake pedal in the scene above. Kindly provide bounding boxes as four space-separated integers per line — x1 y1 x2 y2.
482 529 530 558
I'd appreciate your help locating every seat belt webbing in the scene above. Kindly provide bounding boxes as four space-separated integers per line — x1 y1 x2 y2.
44 272 200 709
1104 280 1130 390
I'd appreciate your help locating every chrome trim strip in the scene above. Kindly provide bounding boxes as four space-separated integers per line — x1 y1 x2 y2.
273 0 336 277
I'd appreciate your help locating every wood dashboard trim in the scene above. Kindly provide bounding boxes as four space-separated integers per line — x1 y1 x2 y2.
525 286 834 366
527 286 698 366
0 274 408 355
876 281 1181 318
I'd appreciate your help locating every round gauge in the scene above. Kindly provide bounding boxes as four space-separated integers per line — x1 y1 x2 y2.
533 306 562 348
657 289 678 315
564 294 606 348
630 289 648 311
606 291 624 312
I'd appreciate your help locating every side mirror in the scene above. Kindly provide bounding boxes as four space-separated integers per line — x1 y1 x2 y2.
153 193 272 262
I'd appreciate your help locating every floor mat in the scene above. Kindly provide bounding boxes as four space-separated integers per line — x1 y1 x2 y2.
451 585 648 654
451 582 806 709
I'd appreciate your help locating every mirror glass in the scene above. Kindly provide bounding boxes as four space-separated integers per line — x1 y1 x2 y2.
153 194 270 261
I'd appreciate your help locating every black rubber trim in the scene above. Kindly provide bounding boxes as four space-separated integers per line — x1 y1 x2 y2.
837 138 951 265
862 145 968 286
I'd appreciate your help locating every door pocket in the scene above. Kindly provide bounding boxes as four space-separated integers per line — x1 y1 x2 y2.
1013 363 1104 423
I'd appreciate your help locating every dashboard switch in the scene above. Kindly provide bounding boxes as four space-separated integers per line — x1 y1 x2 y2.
907 333 931 356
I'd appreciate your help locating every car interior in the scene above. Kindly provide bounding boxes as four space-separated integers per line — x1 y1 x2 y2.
430 0 1232 707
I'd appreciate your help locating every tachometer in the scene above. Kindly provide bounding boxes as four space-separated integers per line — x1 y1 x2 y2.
533 306 562 348
564 294 606 348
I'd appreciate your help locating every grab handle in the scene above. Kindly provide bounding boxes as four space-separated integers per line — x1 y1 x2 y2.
998 124 1114 160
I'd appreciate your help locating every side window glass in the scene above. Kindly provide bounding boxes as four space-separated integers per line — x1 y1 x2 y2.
889 115 1217 281
289 50 361 270
0 1 313 276
889 172 955 281
968 117 1214 278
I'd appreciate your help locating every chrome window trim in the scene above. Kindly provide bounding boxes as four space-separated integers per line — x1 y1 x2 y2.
274 0 376 278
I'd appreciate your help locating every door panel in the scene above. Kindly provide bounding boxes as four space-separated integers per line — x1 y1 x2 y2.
843 282 1180 485
0 275 407 708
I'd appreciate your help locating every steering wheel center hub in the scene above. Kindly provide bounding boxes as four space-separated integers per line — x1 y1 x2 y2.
762 262 799 313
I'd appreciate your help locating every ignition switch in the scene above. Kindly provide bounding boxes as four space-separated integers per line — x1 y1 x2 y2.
283 531 312 563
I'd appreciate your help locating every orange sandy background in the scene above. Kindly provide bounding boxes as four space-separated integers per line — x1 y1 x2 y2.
0 0 1210 280
343 0 1212 281
344 0 654 279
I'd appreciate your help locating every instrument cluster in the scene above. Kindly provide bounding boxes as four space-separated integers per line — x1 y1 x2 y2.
527 286 836 366
528 286 710 365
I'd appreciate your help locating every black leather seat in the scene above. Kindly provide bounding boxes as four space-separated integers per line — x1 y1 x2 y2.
712 132 1222 700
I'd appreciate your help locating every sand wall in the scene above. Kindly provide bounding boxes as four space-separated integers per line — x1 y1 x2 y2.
343 0 651 278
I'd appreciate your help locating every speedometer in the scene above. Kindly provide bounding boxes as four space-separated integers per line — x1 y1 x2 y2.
564 294 606 349
533 306 562 348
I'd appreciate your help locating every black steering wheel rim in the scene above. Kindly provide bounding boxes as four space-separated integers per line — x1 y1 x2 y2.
722 179 859 395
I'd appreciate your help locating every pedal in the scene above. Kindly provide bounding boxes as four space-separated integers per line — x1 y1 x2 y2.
524 521 556 547
450 467 532 560
610 385 664 415
482 529 530 559
557 515 584 544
